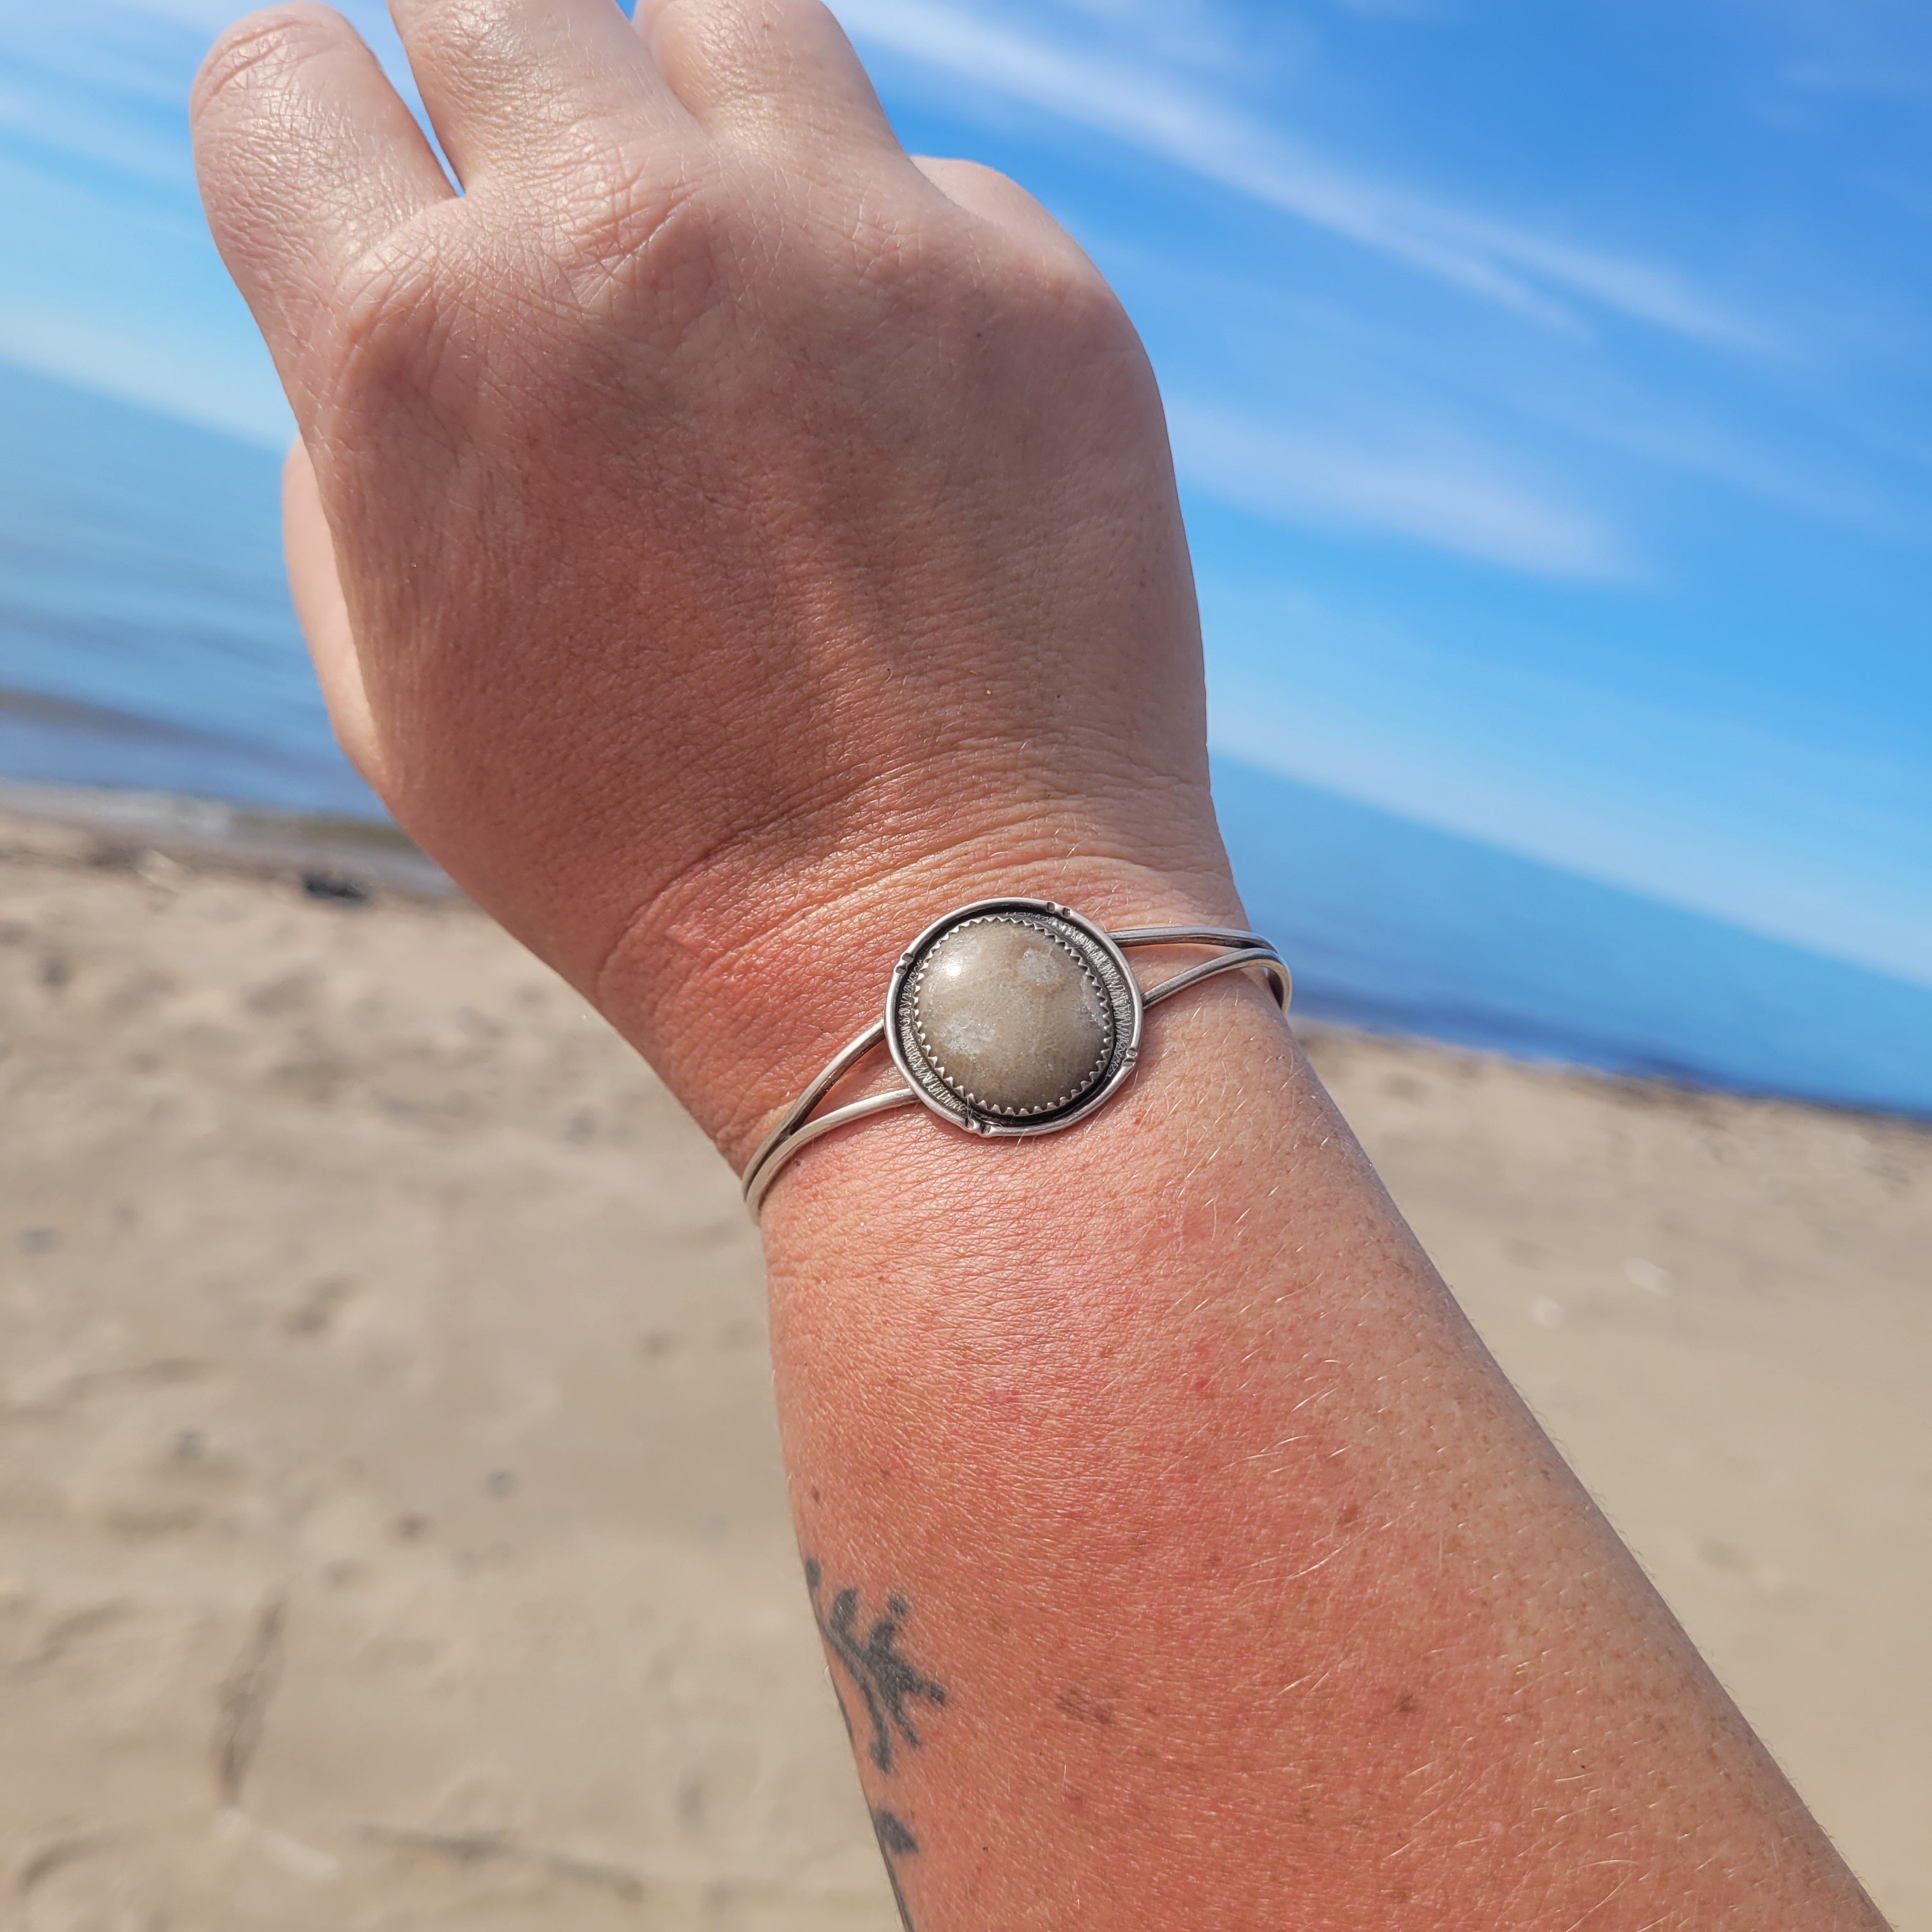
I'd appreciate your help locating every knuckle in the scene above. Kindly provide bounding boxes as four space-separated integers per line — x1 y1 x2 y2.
994 237 1134 347
1050 259 1137 346
549 153 729 318
325 236 457 408
949 158 1019 200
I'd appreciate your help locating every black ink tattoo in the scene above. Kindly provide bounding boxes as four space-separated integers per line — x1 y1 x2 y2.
872 1809 919 1931
804 1560 948 1931
804 1560 947 1774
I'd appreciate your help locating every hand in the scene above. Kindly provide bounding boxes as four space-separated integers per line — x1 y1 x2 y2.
192 0 1241 1158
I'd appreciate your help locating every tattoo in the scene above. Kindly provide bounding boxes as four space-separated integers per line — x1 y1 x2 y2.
803 1560 947 1774
804 1559 947 1931
872 1809 920 1932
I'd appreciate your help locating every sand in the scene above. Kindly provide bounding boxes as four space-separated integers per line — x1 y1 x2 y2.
1 797 1927 1931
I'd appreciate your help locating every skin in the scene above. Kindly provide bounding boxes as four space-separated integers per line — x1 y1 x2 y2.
192 3 1890 1925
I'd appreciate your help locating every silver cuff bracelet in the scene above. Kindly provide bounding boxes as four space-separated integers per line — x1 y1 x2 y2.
740 897 1290 1215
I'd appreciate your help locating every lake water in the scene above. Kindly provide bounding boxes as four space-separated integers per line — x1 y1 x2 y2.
4 360 1928 1118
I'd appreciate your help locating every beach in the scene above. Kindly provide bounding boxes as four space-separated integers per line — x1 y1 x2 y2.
2 796 1927 1931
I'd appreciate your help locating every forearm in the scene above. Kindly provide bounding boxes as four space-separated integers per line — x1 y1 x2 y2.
747 877 1878 1929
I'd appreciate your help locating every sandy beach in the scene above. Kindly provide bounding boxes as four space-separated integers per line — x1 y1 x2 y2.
2 796 1927 1931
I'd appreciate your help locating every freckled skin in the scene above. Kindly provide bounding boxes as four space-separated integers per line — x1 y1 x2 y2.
194 4 1888 1928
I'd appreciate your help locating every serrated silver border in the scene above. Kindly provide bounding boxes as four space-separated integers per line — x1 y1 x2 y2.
884 898 1144 1137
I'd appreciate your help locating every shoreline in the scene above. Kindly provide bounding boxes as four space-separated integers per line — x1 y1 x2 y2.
0 776 454 902
6 774 1924 1132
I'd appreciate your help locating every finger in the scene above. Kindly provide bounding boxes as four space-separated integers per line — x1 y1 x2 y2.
914 157 1087 262
284 440 386 789
641 0 903 162
193 5 452 406
388 0 689 185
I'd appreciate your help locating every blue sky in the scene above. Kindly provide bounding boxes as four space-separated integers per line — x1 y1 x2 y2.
1 0 1928 986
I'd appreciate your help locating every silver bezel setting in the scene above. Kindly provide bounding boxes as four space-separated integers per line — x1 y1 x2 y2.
737 901 1287 1215
885 898 1144 1137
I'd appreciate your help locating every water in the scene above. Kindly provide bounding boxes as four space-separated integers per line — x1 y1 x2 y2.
0 362 377 816
3 359 1929 1118
1216 758 1932 1118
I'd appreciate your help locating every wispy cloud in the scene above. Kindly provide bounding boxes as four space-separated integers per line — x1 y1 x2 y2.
102 0 1758 351
1104 235 1885 533
0 72 195 197
832 0 1760 348
1167 399 1632 579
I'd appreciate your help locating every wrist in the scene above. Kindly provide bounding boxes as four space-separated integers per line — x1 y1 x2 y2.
592 788 1244 1173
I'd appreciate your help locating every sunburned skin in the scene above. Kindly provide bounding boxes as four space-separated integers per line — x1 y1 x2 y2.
191 3 1890 1926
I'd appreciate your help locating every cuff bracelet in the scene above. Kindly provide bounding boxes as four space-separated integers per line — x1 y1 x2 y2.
740 897 1290 1215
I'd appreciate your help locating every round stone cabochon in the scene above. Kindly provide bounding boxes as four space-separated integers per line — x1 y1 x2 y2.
910 916 1114 1117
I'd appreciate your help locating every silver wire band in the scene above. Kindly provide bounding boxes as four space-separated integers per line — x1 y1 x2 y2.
741 917 1289 1216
